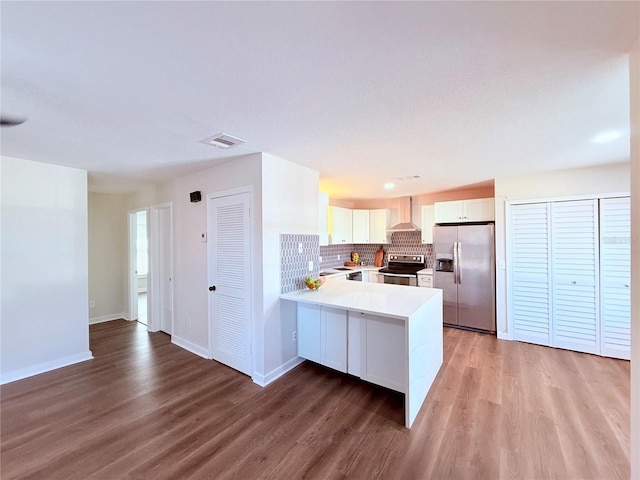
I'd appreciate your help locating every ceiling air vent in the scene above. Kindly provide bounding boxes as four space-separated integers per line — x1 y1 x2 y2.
200 133 246 149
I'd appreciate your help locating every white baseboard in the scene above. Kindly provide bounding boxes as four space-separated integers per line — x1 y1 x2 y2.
89 313 126 325
1 351 94 385
497 331 511 341
172 335 210 359
253 356 305 387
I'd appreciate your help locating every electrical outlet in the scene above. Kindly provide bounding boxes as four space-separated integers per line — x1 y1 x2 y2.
89 300 95 308
201 232 207 242
298 243 303 253
319 256 322 264
292 331 297 342
308 260 313 271
338 254 341 260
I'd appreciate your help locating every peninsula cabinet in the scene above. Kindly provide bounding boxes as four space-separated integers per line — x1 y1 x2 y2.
509 196 630 360
297 303 347 372
434 198 495 224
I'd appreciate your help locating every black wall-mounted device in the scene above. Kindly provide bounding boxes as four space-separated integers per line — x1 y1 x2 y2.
190 191 202 203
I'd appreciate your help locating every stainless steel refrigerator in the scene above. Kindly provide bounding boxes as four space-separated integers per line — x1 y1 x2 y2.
433 224 496 332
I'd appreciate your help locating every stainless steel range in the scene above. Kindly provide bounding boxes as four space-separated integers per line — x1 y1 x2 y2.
378 253 425 287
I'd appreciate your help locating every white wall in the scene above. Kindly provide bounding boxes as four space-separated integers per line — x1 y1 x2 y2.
0 156 92 384
629 35 639 480
88 192 126 323
160 154 263 361
494 163 630 337
261 153 319 382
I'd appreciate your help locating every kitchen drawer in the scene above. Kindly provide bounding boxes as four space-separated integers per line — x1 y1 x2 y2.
418 274 433 288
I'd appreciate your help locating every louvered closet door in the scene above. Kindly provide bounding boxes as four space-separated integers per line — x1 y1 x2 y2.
599 197 631 359
551 200 599 355
511 203 551 346
208 192 252 376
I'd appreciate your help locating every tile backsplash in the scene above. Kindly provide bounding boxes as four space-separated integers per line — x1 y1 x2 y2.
280 234 320 294
281 232 433 293
319 231 433 269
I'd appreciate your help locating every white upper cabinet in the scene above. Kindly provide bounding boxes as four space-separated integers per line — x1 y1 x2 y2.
369 209 391 244
352 210 370 243
329 206 353 244
319 192 329 247
352 209 391 244
434 198 495 223
420 205 435 243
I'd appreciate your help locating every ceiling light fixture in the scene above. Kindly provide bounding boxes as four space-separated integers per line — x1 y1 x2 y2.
591 131 623 144
200 132 246 149
384 183 395 189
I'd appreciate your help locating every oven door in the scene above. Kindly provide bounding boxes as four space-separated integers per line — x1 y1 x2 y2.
382 273 417 287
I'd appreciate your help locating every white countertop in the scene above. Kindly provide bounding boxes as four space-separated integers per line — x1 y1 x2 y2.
280 280 441 320
417 268 434 275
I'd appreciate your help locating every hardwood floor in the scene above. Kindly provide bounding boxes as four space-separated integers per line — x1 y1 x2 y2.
1 320 630 479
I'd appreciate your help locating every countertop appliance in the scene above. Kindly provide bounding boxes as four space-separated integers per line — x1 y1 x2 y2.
347 271 362 281
378 254 425 287
433 223 495 332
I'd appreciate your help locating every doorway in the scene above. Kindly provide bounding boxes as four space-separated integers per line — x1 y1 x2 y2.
128 209 149 326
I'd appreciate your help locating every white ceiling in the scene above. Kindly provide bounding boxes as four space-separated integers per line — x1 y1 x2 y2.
1 2 638 199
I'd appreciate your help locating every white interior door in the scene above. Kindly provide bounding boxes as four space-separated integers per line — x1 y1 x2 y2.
158 205 173 334
149 203 173 334
510 202 552 346
208 191 252 376
599 197 631 359
551 199 599 355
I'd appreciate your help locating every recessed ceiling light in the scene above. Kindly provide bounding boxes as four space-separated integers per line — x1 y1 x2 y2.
591 131 623 144
384 183 395 190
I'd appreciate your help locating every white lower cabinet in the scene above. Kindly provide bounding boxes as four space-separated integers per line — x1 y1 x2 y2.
368 272 383 283
297 303 347 372
355 312 405 393
297 305 404 392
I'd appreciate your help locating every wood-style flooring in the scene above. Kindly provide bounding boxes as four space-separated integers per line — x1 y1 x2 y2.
1 320 630 479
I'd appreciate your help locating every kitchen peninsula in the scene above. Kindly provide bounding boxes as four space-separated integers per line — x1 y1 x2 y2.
281 280 443 427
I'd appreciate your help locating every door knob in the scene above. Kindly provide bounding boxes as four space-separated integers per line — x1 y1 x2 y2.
209 285 216 291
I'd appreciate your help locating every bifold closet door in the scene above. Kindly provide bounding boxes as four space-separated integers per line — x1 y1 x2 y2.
551 199 599 355
599 197 631 360
511 203 551 346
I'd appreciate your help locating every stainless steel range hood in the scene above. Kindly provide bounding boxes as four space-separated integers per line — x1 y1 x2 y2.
387 196 421 232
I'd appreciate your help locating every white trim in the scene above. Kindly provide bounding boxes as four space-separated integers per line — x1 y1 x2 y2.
252 356 305 387
0 351 94 385
497 332 510 340
172 336 210 359
207 185 254 201
507 192 630 206
89 313 126 325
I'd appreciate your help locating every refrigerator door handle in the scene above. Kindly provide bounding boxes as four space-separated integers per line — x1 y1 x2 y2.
457 242 462 284
453 241 458 284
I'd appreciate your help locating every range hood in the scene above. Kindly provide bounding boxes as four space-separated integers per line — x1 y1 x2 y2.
387 196 421 232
